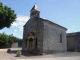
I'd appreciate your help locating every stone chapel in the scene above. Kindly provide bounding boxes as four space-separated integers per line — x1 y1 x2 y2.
22 4 67 54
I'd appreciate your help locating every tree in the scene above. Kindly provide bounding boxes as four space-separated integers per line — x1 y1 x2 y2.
0 2 17 29
0 32 9 47
0 32 22 48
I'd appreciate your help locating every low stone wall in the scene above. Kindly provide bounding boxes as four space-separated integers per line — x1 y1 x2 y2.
11 42 18 48
0 42 22 48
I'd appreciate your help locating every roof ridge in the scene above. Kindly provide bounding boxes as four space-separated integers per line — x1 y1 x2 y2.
37 17 67 30
67 32 80 34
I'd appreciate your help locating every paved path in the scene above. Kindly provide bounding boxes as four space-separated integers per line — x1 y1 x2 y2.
1 56 80 60
0 48 80 60
0 48 22 51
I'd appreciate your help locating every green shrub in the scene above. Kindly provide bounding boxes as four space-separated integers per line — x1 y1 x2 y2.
16 50 21 57
7 48 11 53
0 32 22 48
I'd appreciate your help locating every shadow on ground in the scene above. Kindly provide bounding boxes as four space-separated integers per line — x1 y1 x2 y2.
7 50 42 57
6 49 80 58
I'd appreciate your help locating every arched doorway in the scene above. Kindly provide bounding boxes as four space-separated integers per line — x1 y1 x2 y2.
27 32 35 51
29 38 33 50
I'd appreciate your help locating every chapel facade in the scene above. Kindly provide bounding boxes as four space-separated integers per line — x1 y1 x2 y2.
22 4 67 54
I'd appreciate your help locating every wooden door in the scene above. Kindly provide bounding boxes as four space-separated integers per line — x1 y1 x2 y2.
29 41 33 50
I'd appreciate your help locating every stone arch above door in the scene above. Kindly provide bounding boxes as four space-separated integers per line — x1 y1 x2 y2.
27 32 35 39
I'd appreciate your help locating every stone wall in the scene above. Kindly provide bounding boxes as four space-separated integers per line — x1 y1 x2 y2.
22 17 44 54
43 21 67 53
11 42 18 48
22 17 67 54
67 36 75 51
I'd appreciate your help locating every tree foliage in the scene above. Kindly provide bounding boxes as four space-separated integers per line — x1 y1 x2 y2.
0 2 17 29
0 32 9 46
0 32 22 48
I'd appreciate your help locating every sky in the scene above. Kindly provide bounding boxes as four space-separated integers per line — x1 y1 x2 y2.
0 0 80 39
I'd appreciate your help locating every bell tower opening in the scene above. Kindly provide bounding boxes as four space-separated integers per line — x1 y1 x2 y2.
30 3 40 18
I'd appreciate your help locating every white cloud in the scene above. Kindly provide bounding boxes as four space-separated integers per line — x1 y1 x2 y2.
11 15 29 31
16 15 29 22
12 33 16 35
20 36 22 39
14 30 17 31
17 22 25 25
67 29 70 31
11 15 29 27
11 23 18 27
43 18 46 19
19 26 23 31
11 22 25 27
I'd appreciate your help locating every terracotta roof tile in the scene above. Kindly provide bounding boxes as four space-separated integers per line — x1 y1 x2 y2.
42 19 67 30
67 32 79 36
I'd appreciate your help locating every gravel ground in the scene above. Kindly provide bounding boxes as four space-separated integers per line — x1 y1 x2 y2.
0 48 80 60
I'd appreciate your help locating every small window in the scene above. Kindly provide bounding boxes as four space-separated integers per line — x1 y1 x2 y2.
60 34 62 43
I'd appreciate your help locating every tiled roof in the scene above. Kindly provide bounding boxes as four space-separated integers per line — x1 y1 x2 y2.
37 17 67 30
24 17 67 30
42 18 67 30
67 32 79 36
